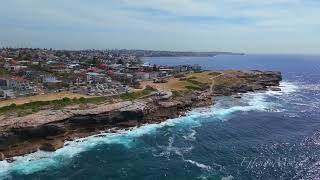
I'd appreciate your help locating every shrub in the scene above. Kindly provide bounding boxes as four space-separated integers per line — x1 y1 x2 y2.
62 97 71 102
79 97 86 103
0 96 108 115
174 74 185 78
186 79 209 89
145 85 157 92
187 76 197 80
172 91 181 97
120 86 156 101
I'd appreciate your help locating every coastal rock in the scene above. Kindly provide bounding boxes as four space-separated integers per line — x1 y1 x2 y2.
158 101 182 108
0 152 5 161
39 141 64 152
6 157 15 163
117 120 139 127
270 87 281 91
43 124 67 136
249 84 264 91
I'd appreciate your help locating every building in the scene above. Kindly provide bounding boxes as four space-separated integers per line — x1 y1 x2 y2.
0 89 15 99
173 65 188 73
134 72 150 80
4 77 34 96
0 78 9 89
192 64 202 71
49 64 70 73
86 72 107 84
111 72 133 83
43 76 63 89
9 77 31 91
8 65 28 72
158 68 173 77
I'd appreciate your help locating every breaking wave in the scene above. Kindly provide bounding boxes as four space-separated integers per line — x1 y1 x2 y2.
0 82 298 179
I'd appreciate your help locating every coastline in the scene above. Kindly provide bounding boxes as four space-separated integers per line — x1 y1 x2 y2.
0 70 282 161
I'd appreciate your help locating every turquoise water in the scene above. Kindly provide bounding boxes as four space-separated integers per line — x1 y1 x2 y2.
1 54 320 179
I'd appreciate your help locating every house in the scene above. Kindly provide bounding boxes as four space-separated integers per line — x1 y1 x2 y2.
9 65 28 73
68 64 80 70
49 64 70 73
159 67 174 72
127 66 140 73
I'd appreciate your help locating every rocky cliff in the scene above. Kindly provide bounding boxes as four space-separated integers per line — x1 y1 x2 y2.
0 70 282 161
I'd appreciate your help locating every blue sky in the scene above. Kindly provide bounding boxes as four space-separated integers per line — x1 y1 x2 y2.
0 0 319 54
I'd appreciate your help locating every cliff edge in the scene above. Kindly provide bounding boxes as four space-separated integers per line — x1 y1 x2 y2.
0 70 282 161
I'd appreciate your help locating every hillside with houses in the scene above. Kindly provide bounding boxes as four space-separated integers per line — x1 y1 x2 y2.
0 48 202 101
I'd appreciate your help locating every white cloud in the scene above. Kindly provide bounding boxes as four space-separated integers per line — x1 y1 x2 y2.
0 0 319 53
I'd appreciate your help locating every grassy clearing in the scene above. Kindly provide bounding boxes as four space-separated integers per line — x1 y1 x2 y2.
120 86 157 101
140 78 188 91
140 71 218 92
208 71 222 76
185 85 203 91
0 92 91 108
186 71 217 84
138 71 245 94
184 79 209 90
212 75 242 86
0 96 108 116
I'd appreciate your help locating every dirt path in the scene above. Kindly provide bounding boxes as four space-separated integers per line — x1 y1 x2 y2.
210 73 225 93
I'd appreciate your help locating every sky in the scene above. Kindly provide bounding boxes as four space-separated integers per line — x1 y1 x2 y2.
0 0 319 54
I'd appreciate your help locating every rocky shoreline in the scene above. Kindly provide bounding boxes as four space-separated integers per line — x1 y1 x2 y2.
0 70 282 161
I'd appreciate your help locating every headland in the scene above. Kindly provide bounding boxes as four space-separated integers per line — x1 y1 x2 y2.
0 70 282 161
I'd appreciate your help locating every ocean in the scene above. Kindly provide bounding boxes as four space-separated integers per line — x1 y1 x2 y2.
1 54 320 180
